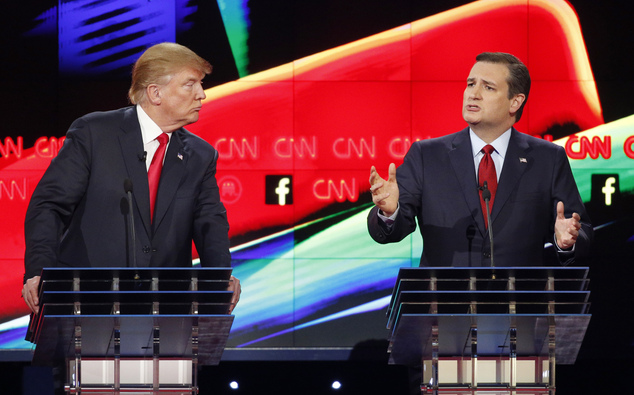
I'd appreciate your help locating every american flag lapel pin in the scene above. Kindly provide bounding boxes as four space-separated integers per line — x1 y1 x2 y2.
177 153 183 161
519 157 527 163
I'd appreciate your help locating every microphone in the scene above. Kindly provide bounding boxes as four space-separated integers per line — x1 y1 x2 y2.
138 151 147 162
123 179 137 269
482 181 495 271
481 181 491 203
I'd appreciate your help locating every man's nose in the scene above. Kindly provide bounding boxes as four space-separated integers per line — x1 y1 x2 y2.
196 85 206 100
470 85 482 99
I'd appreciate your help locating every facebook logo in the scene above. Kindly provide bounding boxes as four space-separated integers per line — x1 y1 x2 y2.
602 177 616 206
266 175 293 205
591 174 620 207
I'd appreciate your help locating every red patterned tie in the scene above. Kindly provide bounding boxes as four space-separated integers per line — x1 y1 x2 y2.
148 133 169 222
478 144 497 228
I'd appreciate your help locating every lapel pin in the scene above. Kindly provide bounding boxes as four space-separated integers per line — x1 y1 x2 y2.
519 157 527 163
177 153 183 161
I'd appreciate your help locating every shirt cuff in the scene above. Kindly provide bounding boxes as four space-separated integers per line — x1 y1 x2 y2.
553 234 575 253
378 205 399 226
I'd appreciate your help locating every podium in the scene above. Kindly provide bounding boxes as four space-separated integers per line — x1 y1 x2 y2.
386 267 591 394
27 267 235 394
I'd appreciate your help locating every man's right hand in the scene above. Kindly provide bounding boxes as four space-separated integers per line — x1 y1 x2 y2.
22 275 41 314
369 163 399 216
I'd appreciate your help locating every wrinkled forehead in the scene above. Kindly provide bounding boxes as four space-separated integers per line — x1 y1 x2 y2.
468 61 510 86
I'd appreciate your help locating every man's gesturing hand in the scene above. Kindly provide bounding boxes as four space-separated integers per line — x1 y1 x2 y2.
369 163 399 217
555 201 581 250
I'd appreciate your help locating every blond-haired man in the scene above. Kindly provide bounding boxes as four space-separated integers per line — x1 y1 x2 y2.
23 43 240 314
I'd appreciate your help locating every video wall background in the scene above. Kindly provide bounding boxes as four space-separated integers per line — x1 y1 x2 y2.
0 0 632 370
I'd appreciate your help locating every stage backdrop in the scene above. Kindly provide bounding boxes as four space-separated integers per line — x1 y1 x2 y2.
0 0 632 364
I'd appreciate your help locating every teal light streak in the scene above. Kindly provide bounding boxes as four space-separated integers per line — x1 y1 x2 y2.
217 0 250 77
238 295 392 347
226 207 413 341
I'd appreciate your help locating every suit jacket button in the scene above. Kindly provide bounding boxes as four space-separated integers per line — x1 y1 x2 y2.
143 246 151 253
483 251 491 258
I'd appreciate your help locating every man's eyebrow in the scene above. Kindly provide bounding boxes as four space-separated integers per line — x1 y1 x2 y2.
467 77 497 87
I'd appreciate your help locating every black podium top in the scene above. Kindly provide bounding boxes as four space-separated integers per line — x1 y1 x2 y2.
39 267 233 290
387 266 589 328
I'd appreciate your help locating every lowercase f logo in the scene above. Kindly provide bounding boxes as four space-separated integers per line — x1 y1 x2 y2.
266 175 293 205
591 174 620 208
602 177 616 206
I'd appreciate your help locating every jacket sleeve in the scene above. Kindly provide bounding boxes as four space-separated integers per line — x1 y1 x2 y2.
551 146 593 265
24 118 93 281
192 148 231 267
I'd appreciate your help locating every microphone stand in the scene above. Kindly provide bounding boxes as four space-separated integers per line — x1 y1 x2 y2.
482 181 495 278
124 179 138 274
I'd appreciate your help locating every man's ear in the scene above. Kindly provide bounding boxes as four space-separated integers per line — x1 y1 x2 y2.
509 93 526 115
146 84 162 105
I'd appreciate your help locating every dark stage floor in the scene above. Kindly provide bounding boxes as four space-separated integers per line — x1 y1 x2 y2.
1 358 631 395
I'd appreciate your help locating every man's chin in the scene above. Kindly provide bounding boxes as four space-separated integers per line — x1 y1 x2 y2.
186 114 200 125
463 116 479 127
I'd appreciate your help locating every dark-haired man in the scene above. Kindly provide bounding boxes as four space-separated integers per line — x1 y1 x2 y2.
368 52 592 267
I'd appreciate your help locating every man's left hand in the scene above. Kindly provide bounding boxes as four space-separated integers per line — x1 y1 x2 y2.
227 275 241 314
555 201 581 250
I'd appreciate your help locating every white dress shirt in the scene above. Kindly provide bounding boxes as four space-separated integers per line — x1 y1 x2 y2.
136 105 172 170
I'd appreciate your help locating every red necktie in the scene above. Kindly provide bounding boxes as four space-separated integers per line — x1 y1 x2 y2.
478 144 497 228
148 133 169 221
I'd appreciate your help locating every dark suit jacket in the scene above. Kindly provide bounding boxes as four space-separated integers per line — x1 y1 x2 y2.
24 106 230 280
367 128 592 267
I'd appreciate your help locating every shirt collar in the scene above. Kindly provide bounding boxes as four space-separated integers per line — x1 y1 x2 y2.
136 105 171 144
469 127 512 159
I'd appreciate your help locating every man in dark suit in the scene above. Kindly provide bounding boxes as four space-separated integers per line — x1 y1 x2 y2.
22 42 240 313
368 52 592 267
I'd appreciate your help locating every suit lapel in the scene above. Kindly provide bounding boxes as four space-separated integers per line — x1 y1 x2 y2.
491 129 531 222
448 129 486 234
153 129 188 230
118 107 153 235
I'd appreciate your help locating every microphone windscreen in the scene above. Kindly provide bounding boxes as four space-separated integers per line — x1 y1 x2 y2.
124 178 134 193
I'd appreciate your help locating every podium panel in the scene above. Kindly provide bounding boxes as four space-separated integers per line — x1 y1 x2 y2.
389 314 590 367
28 267 236 394
32 315 234 366
386 267 591 393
